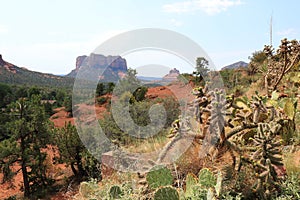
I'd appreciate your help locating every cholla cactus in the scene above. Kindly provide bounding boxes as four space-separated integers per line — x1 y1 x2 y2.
263 39 300 94
247 122 283 198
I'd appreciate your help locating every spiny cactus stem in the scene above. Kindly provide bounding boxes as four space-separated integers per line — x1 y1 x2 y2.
224 140 242 154
225 123 258 140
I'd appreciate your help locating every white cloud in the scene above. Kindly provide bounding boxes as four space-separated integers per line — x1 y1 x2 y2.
170 19 183 27
277 28 297 37
163 0 243 15
0 25 8 34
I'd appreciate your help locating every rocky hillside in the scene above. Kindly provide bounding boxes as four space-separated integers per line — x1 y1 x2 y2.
0 54 74 88
67 53 128 82
221 61 248 70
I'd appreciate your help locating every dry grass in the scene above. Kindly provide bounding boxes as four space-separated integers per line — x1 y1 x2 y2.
124 134 168 154
283 150 300 177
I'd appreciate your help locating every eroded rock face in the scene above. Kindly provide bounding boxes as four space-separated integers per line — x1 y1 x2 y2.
163 68 180 82
75 55 88 70
75 54 127 71
68 54 128 81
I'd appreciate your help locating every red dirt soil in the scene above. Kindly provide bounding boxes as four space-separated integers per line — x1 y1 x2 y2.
0 82 196 199
0 83 193 199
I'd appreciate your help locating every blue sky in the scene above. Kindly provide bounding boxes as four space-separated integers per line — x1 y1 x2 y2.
0 0 299 74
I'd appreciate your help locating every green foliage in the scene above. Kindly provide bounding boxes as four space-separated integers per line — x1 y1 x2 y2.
221 191 243 200
113 68 140 96
79 178 100 198
107 82 116 94
55 123 101 179
132 86 148 102
247 123 282 198
194 57 209 82
215 171 223 197
0 95 53 197
43 102 55 117
198 168 217 188
55 89 67 106
97 96 107 105
185 173 198 198
219 69 235 89
154 186 179 200
96 82 116 97
99 112 125 144
275 172 300 199
248 50 267 75
76 178 137 200
0 63 74 88
99 96 179 144
0 83 12 108
263 39 300 94
96 82 105 96
184 169 223 199
27 86 40 97
283 98 297 120
63 95 73 116
146 166 173 189
109 185 123 199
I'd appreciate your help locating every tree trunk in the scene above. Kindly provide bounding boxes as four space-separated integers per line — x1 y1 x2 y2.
21 137 30 197
75 150 86 177
70 162 78 176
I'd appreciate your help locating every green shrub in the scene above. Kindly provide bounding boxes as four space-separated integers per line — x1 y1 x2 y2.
275 172 300 199
109 185 123 199
97 96 107 105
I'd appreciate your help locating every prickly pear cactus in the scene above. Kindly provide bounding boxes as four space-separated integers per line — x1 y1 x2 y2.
215 171 223 197
198 168 216 188
146 166 173 189
154 186 179 200
109 185 123 199
185 173 198 198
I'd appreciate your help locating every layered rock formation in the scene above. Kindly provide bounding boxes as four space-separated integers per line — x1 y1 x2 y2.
75 55 88 71
162 68 180 82
67 53 128 82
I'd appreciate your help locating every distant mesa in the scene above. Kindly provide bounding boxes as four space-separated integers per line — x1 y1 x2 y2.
162 68 180 82
221 61 248 70
67 53 128 82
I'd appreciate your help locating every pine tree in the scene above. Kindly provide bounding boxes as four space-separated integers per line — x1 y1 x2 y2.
0 95 53 197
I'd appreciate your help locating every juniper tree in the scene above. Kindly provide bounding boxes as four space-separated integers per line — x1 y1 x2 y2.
55 122 101 179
